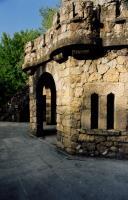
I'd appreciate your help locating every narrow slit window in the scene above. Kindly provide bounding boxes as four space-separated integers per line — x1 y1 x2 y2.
116 1 120 17
107 93 115 129
91 93 99 129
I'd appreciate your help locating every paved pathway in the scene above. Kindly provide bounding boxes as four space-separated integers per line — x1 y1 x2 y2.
0 122 128 200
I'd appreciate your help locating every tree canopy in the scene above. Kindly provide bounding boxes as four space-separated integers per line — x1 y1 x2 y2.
39 7 58 32
39 0 60 32
0 1 60 106
0 30 40 105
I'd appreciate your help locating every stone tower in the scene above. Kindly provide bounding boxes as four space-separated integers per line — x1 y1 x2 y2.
23 0 128 158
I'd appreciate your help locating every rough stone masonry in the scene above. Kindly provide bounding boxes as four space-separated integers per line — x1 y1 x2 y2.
22 0 128 158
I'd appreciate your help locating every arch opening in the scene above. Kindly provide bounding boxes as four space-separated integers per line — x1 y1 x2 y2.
36 72 56 137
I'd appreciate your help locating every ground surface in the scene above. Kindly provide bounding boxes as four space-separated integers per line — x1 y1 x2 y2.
0 122 128 200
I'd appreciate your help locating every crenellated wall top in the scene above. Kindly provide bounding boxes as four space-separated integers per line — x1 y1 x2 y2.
23 0 128 73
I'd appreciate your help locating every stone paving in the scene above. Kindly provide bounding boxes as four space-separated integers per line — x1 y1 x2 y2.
0 122 128 200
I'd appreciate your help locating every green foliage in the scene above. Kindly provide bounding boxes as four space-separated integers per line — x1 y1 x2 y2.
39 7 58 32
0 1 60 105
39 0 61 32
0 30 40 105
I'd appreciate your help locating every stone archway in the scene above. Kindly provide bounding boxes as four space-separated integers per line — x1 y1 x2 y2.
36 72 56 137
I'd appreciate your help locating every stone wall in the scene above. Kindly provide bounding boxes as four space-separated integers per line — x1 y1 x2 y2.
28 48 128 157
69 49 128 157
22 0 128 158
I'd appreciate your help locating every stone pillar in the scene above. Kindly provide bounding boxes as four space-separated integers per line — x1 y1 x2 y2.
115 96 127 130
66 57 84 153
56 65 73 152
29 75 37 135
45 88 51 124
99 95 107 129
81 96 91 129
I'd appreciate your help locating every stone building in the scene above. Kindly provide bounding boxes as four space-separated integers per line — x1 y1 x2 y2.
23 0 128 158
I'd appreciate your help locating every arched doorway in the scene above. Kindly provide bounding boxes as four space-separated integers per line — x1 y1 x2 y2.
36 72 56 137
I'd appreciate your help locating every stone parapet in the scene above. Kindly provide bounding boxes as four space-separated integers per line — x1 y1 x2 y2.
100 0 128 46
23 0 128 73
23 0 100 71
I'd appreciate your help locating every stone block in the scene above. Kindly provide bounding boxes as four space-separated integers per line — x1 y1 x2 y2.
117 66 127 73
78 134 94 142
101 57 109 64
76 144 81 150
71 133 79 142
86 143 95 151
104 141 113 147
107 59 117 68
95 136 106 143
110 146 118 152
74 87 83 98
96 144 107 154
81 109 90 129
116 56 126 65
97 64 109 75
71 142 77 149
119 73 128 83
88 63 97 74
88 73 101 82
103 68 119 82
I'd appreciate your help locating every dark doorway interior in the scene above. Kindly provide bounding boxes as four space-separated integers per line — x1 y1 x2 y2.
42 95 46 122
36 72 56 137
107 93 114 129
91 93 99 129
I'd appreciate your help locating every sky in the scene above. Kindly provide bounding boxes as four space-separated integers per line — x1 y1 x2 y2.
0 0 59 39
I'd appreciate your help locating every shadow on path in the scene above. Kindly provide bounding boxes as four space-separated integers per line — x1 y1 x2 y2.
0 122 128 200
